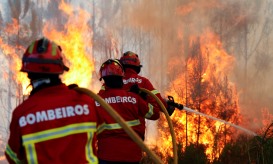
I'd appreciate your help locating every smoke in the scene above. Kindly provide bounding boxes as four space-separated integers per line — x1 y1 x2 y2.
0 1 272 158
102 0 273 130
0 1 271 163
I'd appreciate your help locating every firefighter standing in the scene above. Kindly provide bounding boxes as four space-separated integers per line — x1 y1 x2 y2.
120 51 175 115
96 59 160 163
99 51 174 115
5 37 99 164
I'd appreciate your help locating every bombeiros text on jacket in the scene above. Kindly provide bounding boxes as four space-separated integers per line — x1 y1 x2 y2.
19 104 90 127
95 96 137 106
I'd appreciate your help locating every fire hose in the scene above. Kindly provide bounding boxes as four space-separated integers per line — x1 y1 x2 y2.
166 96 257 136
73 87 163 164
140 88 178 164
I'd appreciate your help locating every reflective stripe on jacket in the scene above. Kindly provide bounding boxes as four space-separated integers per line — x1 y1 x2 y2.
5 84 99 164
122 68 168 110
96 88 160 162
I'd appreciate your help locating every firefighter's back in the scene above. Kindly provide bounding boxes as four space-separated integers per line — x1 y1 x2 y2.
96 88 143 162
96 59 160 163
5 37 99 164
9 84 98 164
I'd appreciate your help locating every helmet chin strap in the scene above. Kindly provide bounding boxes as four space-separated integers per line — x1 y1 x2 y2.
31 78 51 89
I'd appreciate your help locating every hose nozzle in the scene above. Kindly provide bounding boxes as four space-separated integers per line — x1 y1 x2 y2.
167 96 184 110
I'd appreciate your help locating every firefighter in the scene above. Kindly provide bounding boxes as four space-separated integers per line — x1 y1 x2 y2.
5 37 99 164
96 59 160 163
119 51 175 116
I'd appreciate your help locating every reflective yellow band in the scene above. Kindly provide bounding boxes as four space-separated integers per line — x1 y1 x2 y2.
51 43 57 56
23 122 96 144
28 42 35 54
86 132 98 163
22 122 97 164
26 143 37 164
145 103 154 118
151 89 159 95
5 144 22 163
100 86 105 91
97 119 140 134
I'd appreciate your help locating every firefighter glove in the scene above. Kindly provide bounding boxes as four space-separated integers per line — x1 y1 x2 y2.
166 100 176 116
68 83 79 89
129 84 147 100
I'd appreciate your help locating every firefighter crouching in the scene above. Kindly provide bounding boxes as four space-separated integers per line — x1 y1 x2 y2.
5 37 99 163
96 59 160 163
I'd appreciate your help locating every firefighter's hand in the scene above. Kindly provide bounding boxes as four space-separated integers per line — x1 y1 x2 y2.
167 96 184 110
129 84 147 100
68 84 78 89
139 92 147 100
129 84 140 94
166 100 175 116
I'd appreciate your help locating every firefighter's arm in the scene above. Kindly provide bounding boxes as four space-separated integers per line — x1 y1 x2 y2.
129 84 147 100
142 79 169 112
143 78 181 116
129 84 161 113
138 96 160 120
5 114 26 164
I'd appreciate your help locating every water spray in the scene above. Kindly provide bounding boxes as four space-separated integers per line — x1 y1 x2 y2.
168 96 257 136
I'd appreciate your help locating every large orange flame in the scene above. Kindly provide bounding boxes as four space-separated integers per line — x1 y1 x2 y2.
157 29 241 161
0 19 30 96
1 1 94 162
43 0 94 88
1 1 94 96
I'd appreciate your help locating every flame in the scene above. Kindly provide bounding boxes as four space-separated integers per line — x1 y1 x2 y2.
1 1 94 96
1 2 94 162
261 108 273 127
157 29 241 161
0 155 5 161
176 3 193 16
0 136 5 162
253 108 273 138
0 19 30 96
43 0 94 88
